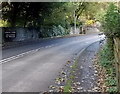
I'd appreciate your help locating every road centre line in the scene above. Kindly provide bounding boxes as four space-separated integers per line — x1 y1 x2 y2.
0 36 101 64
0 44 56 64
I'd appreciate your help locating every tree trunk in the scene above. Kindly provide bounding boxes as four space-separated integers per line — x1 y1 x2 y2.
74 11 76 34
114 38 120 92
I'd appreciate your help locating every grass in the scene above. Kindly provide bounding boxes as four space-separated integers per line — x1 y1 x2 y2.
99 43 118 92
63 80 72 92
71 61 78 69
63 60 78 92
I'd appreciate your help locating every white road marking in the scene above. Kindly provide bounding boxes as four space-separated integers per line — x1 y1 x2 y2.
0 44 55 64
0 49 37 64
1 36 102 64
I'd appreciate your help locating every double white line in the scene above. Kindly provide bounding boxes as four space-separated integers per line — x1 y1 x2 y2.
0 44 56 64
0 49 40 64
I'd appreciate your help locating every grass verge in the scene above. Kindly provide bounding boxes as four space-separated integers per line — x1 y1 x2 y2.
98 43 118 92
63 60 78 92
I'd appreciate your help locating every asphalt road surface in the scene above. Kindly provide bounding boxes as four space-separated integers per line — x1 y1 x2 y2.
1 33 104 92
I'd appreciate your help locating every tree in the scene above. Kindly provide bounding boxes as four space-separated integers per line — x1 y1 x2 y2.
1 2 67 27
103 3 120 37
1 2 25 27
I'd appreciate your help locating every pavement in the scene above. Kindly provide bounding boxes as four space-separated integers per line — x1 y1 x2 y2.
74 42 101 92
1 31 105 92
47 41 103 92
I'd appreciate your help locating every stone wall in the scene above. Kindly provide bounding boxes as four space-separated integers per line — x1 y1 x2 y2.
14 28 39 41
2 27 39 42
2 26 67 42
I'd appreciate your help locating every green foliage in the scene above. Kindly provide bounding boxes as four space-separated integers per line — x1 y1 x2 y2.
103 3 120 37
70 21 82 27
107 87 118 92
63 80 72 92
1 2 88 28
1 2 67 27
0 20 11 27
106 77 117 86
81 2 109 20
99 43 118 92
99 4 120 91
58 25 66 35
52 25 66 36
99 44 113 67
38 25 67 38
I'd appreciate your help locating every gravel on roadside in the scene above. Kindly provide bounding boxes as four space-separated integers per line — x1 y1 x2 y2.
47 41 107 93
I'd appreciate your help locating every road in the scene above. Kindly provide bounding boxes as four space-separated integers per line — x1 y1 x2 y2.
1 33 103 92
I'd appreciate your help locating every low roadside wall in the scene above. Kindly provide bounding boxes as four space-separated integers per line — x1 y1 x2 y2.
1 26 67 43
2 27 39 42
